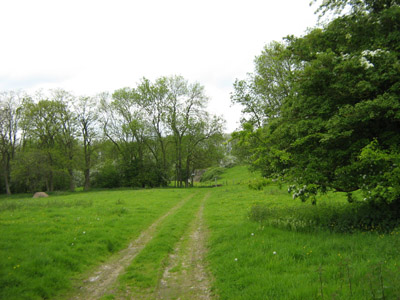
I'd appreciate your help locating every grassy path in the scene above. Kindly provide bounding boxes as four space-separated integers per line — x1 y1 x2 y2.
69 193 195 300
98 191 215 300
156 192 212 300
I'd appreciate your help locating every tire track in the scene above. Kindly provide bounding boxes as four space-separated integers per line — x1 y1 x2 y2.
69 193 195 300
156 192 214 300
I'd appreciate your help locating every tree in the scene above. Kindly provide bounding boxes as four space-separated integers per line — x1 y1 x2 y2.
74 94 100 190
232 41 298 128
21 97 72 192
182 114 225 186
313 0 400 16
231 41 298 176
233 0 400 205
135 77 171 182
51 89 79 191
0 91 23 195
100 75 225 188
101 88 163 188
164 75 212 187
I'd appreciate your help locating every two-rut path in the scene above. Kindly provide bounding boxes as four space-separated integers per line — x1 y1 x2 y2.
69 192 214 300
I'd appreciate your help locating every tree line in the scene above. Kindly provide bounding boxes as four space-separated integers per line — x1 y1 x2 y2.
0 75 226 194
232 0 400 206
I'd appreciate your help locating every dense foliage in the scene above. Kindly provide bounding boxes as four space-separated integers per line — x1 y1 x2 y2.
232 0 400 205
0 76 225 194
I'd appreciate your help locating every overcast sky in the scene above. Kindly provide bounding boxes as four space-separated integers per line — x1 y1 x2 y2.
0 0 320 132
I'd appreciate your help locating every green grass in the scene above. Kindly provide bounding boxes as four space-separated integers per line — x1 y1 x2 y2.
204 177 400 299
0 188 193 300
196 165 260 187
218 165 260 183
1 165 400 299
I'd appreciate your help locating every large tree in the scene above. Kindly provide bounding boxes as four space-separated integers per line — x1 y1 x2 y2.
52 89 79 191
74 94 100 190
135 77 171 182
21 96 76 192
164 75 219 187
232 41 298 128
233 0 400 204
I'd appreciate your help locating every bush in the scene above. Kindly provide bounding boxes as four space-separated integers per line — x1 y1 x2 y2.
200 167 225 182
248 204 275 222
248 199 400 233
248 178 270 190
92 162 121 189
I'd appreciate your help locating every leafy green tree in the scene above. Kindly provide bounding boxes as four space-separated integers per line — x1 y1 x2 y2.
51 89 79 191
232 41 298 128
101 88 165 188
181 113 225 187
164 75 219 187
0 91 23 194
138 78 172 180
11 145 51 192
101 75 225 188
21 95 77 192
74 94 100 190
233 0 400 205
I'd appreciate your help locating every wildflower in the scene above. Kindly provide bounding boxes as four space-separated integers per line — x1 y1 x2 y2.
71 243 74 246
234 258 238 261
251 233 254 236
83 231 86 234
273 251 277 255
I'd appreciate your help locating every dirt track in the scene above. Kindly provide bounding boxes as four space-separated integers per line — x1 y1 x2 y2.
156 192 212 300
69 192 214 300
70 194 194 300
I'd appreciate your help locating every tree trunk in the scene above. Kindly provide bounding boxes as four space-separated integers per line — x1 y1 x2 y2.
49 169 54 192
4 164 11 195
68 168 75 191
185 156 190 188
84 168 90 191
83 138 91 191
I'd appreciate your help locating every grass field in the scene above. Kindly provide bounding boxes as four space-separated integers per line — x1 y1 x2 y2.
0 188 194 299
1 166 399 299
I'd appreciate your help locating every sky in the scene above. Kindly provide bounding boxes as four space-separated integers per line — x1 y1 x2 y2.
0 0 320 132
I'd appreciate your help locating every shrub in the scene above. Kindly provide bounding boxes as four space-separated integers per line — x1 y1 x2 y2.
248 199 400 233
248 178 270 190
248 204 274 222
200 167 225 182
92 162 121 189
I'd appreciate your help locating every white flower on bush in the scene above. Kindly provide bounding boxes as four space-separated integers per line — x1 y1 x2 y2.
362 49 388 57
360 56 374 69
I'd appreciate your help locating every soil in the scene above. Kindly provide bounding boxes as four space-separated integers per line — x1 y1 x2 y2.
69 193 194 300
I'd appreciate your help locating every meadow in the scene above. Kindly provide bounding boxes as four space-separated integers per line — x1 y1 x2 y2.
1 166 399 299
